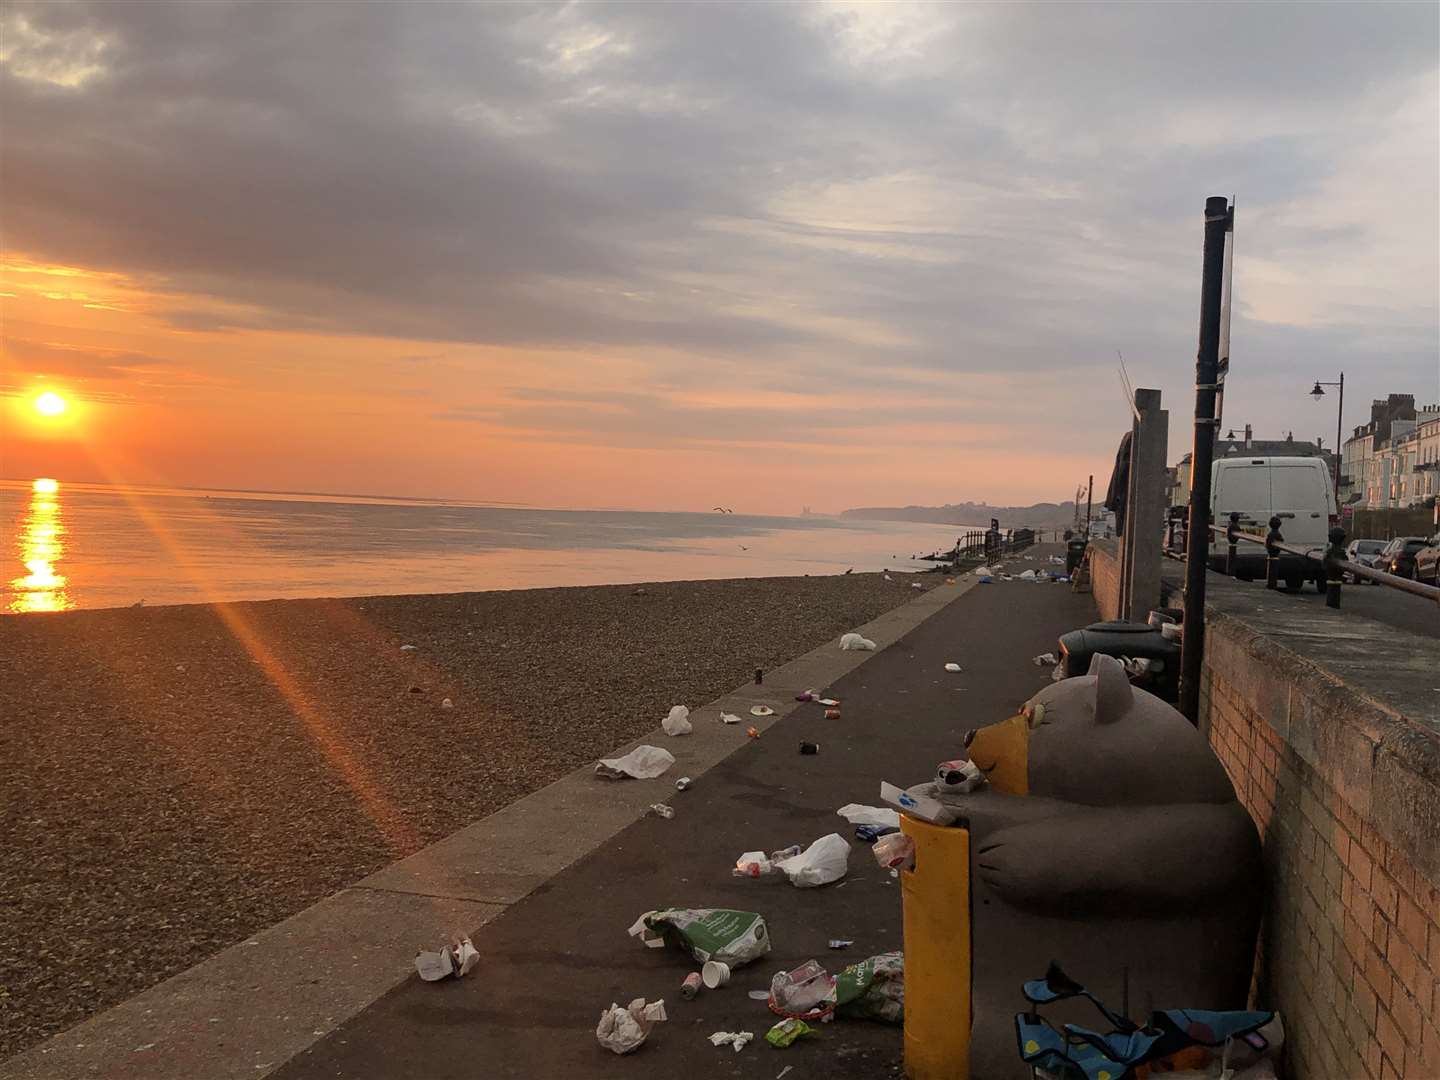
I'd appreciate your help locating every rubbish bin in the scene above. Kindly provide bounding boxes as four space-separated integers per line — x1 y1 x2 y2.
1056 620 1181 701
900 815 972 1080
1065 537 1088 575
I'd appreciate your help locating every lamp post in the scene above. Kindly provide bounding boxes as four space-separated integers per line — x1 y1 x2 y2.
1310 374 1344 494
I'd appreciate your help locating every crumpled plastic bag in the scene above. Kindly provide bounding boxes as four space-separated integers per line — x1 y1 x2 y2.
629 908 771 967
836 804 900 829
974 565 1000 577
774 832 850 887
872 832 915 871
595 745 676 779
835 951 904 1023
840 632 877 651
595 997 667 1054
1032 652 1058 666
662 705 692 736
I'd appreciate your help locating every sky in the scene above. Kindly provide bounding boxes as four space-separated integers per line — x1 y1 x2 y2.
2 1 1437 515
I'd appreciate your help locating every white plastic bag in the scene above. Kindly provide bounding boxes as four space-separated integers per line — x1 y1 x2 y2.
596 997 667 1054
774 832 851 888
662 705 692 736
595 745 676 779
840 632 877 651
836 804 901 829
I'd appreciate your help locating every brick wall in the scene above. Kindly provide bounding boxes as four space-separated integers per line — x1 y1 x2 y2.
1090 538 1122 621
1207 667 1440 1079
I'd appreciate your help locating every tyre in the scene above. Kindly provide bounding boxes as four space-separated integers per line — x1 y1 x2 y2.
1284 576 1303 593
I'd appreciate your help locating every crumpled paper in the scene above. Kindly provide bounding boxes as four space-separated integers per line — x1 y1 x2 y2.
595 745 676 779
662 705 692 736
708 1030 754 1053
839 632 877 651
595 997 667 1054
415 937 480 982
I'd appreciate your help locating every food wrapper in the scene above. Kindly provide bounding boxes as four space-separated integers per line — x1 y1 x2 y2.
414 937 480 982
834 951 904 1024
628 908 770 967
765 1017 816 1048
595 997 667 1054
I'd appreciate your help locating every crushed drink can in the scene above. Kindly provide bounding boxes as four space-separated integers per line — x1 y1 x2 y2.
828 939 854 949
798 741 820 755
681 971 703 1000
674 776 692 791
824 708 841 720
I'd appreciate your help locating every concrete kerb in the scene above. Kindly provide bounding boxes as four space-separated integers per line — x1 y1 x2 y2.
1 570 988 1080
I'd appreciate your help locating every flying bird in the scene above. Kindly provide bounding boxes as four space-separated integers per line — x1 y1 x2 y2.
713 507 734 513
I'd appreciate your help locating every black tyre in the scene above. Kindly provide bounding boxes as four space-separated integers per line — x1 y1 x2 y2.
1283 576 1303 593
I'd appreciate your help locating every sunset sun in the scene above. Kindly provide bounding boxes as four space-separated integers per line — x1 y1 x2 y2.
34 391 68 417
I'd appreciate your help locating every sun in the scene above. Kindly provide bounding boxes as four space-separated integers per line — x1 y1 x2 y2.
34 391 68 417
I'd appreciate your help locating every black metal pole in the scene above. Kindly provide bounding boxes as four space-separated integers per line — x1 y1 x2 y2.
1335 372 1344 495
1178 195 1232 724
1085 475 1093 539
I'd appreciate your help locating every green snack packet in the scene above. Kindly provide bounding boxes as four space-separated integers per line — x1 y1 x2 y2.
833 951 904 1024
765 1018 815 1048
627 908 770 967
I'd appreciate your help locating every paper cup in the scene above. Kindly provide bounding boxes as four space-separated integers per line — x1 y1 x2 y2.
701 960 731 988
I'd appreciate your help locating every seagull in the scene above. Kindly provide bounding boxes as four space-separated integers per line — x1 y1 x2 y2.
713 507 734 513
844 568 854 574
739 545 748 551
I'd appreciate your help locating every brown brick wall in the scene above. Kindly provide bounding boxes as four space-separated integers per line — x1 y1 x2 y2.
1206 668 1440 1080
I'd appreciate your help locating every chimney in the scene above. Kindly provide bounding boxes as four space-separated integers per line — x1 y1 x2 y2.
1244 423 1253 448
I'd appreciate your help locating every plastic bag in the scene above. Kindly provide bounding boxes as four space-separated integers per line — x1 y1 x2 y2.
839 632 876 651
766 1018 816 1048
774 832 850 887
733 844 802 881
834 951 904 1023
628 908 771 968
662 705 692 736
836 804 901 830
595 745 676 779
770 961 834 1013
414 937 480 982
595 997 667 1054
872 833 915 871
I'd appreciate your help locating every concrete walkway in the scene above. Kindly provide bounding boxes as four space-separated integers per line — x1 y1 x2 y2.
266 553 1094 1080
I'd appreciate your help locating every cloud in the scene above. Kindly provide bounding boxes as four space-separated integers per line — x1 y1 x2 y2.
0 336 174 381
0 1 1435 500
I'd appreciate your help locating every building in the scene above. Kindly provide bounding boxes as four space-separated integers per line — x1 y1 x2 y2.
1170 426 1333 508
1340 394 1440 510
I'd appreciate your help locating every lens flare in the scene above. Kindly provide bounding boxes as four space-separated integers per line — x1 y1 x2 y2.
35 391 68 416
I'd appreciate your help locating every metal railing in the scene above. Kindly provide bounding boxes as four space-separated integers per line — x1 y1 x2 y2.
1205 524 1439 607
927 528 1037 565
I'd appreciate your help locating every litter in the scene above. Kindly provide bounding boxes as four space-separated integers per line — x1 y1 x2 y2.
839 632 876 651
776 1067 794 1080
595 745 676 780
974 565 1000 577
399 644 417 651
835 951 905 1023
414 937 480 982
702 960 731 988
747 726 761 738
720 712 742 724
1019 570 1037 580
629 908 771 968
935 758 986 794
1032 652 1058 666
773 833 850 887
910 582 923 590
823 708 841 720
648 803 675 819
854 823 898 842
872 832 916 871
798 741 820 755
794 689 817 702
750 705 775 717
708 1030 754 1053
595 997 667 1055
944 663 962 672
836 804 900 829
681 972 703 999
828 939 854 950
817 697 839 706
770 961 834 1015
675 776 693 791
663 705 693 736
734 845 804 882
440 698 454 710
880 780 958 825
748 989 772 1001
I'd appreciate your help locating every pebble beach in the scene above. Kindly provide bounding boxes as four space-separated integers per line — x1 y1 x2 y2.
0 572 937 1058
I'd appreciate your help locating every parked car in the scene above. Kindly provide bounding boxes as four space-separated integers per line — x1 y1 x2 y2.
1412 534 1440 585
1379 536 1428 579
1207 456 1337 591
1344 539 1388 583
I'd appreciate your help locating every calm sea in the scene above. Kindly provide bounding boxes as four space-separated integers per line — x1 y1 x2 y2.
1 479 982 613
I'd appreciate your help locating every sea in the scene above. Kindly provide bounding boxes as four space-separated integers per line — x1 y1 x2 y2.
1 478 985 614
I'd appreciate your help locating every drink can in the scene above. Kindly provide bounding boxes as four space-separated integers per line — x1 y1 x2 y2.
798 741 820 755
674 776 692 791
681 971 703 999
824 708 841 720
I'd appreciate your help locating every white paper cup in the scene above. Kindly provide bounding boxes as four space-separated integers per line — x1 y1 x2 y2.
701 960 731 989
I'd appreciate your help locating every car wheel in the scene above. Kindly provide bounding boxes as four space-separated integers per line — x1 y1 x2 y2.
1283 577 1303 593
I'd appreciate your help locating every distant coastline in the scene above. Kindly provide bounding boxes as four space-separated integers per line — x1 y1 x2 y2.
841 500 1076 528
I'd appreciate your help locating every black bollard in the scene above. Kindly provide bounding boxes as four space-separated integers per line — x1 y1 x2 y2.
1324 527 1347 609
1225 512 1241 576
1265 516 1283 590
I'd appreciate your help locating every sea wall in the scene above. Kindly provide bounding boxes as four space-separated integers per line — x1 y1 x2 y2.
1090 541 1440 1080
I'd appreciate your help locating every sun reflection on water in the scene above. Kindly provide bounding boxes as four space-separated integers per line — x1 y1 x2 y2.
9 478 74 613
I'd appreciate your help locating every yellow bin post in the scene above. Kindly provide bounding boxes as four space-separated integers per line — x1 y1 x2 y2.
900 814 971 1080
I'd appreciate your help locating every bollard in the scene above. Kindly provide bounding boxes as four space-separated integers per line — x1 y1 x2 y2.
1324 527 1346 609
1225 513 1240 576
1265 516 1283 590
900 815 971 1080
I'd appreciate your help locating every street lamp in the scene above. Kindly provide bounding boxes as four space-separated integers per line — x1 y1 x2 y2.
1310 373 1344 494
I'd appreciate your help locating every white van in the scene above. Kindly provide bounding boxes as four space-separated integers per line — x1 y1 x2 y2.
1208 456 1337 590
